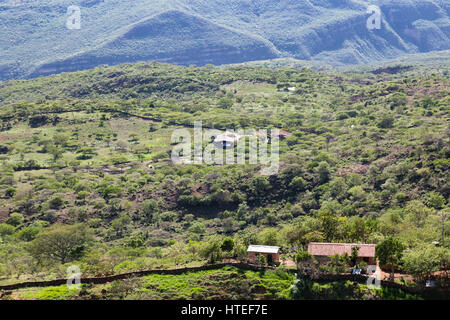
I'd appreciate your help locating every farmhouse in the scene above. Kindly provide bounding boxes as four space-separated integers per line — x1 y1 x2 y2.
254 130 269 143
213 129 292 149
214 131 241 149
272 129 292 140
247 245 280 264
307 242 376 265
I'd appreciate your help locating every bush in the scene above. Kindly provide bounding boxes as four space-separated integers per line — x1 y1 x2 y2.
295 251 312 262
141 199 159 218
221 237 234 252
5 212 24 227
49 196 64 209
189 222 206 235
0 223 15 236
5 186 16 198
378 114 394 128
16 226 40 241
424 192 446 210
289 177 307 193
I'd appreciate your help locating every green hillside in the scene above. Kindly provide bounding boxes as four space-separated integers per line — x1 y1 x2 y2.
0 61 448 299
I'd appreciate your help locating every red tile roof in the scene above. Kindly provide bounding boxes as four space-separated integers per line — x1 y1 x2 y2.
307 242 375 258
273 129 292 137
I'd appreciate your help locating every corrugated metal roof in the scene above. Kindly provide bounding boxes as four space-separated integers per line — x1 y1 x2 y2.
214 131 241 142
307 242 375 257
247 245 280 254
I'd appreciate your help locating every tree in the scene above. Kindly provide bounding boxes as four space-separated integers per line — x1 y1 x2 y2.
351 246 360 267
49 196 64 209
329 253 350 273
27 224 92 264
16 226 40 242
189 221 206 235
5 186 16 198
5 213 24 227
378 114 394 128
404 200 434 228
76 147 97 160
295 251 312 263
289 176 307 193
48 145 63 162
348 217 368 242
290 274 315 299
424 192 446 210
218 97 233 109
102 185 122 200
258 228 280 246
111 215 132 237
328 177 346 199
141 199 159 221
317 210 339 242
236 202 249 220
200 237 222 263
221 237 234 252
53 134 68 147
402 244 449 285
0 223 15 237
251 176 271 195
317 161 331 184
281 225 303 246
375 237 405 281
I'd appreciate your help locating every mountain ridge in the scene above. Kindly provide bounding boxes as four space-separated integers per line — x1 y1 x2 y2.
0 0 449 80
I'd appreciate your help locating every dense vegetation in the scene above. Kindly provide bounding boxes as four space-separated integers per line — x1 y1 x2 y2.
0 60 448 299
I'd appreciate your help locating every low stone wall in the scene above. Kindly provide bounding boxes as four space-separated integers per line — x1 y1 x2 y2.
0 262 278 291
1 264 446 298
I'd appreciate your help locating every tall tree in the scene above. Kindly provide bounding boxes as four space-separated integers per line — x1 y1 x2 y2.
402 244 449 285
27 224 92 264
317 210 339 242
375 237 405 281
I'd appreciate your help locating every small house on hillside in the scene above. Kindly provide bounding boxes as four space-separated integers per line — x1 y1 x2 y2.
307 242 376 265
214 131 241 149
272 129 292 140
254 130 269 143
247 245 280 264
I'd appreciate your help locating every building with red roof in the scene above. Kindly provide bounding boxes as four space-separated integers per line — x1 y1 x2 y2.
307 242 376 265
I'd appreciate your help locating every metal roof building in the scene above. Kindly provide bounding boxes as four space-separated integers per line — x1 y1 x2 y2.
247 245 280 254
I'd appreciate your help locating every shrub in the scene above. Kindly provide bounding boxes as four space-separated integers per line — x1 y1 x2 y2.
0 223 15 237
295 251 312 263
378 114 395 128
189 222 206 235
221 237 234 252
16 226 40 241
5 212 24 227
5 186 16 198
49 196 64 209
